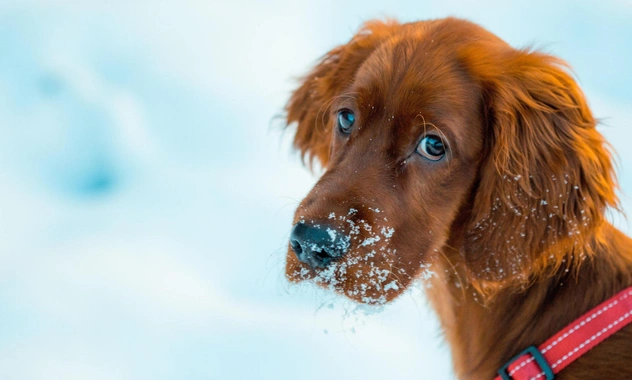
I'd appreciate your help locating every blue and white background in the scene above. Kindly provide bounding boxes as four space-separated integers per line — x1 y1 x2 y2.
0 1 630 379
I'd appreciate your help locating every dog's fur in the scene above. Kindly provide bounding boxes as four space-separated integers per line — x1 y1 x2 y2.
284 18 632 379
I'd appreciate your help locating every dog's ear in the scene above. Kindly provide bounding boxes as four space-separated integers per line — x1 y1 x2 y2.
285 20 399 167
464 50 618 295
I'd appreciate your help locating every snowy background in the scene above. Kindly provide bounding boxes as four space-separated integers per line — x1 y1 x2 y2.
0 1 630 379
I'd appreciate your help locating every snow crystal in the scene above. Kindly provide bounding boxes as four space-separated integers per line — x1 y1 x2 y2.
381 227 394 238
360 236 381 247
384 281 399 291
326 228 337 242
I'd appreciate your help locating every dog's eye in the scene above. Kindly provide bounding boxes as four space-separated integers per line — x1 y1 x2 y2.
417 135 446 161
337 110 355 134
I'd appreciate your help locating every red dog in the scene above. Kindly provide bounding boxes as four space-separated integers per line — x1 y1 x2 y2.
284 18 632 379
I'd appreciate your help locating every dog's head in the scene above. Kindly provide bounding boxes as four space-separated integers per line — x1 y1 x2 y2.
284 18 617 304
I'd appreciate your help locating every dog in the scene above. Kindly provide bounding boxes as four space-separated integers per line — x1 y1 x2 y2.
283 18 632 379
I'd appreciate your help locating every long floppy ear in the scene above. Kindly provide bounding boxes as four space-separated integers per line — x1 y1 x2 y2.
463 50 618 295
285 20 399 167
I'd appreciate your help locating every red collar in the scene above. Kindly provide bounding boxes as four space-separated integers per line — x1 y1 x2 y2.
495 286 632 380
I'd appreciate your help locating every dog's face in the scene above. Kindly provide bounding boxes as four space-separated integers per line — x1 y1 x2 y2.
285 18 616 304
285 27 485 304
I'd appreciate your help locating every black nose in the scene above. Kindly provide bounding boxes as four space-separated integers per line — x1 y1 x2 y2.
290 223 348 269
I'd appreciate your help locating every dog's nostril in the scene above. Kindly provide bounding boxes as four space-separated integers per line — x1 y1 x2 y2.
315 251 329 260
290 239 303 255
289 222 347 268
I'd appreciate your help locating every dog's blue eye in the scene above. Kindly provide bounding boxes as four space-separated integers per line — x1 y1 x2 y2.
337 110 355 134
417 135 446 161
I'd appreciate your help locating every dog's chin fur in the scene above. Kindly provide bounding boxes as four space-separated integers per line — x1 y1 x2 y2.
284 17 632 379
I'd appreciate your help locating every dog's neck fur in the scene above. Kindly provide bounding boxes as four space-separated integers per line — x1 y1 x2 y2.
427 222 632 379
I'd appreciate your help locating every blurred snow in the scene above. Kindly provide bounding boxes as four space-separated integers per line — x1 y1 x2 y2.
0 1 630 379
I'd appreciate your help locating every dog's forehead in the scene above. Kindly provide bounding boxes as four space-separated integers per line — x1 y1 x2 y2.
351 35 483 157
